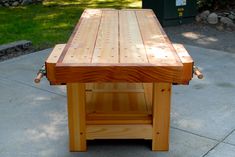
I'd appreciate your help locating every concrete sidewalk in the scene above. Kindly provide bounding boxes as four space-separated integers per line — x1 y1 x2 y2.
0 45 235 157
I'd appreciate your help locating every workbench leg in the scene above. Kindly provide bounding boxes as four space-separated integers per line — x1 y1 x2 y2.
67 83 87 151
152 83 171 151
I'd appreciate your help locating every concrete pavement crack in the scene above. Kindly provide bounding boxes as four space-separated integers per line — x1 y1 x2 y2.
201 128 235 157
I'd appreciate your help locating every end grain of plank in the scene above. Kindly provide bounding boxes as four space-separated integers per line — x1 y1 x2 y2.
173 44 194 84
45 44 65 82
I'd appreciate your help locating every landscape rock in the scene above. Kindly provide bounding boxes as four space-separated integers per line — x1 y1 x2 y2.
195 15 201 22
21 0 32 5
216 24 224 31
229 23 235 30
12 1 19 6
4 3 9 6
200 10 210 20
220 17 234 26
228 14 235 20
0 0 38 6
207 13 218 24
226 27 233 32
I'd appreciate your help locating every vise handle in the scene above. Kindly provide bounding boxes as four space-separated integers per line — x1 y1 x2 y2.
193 66 203 79
34 65 46 83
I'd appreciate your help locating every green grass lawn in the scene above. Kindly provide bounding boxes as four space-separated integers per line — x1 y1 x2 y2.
0 0 141 50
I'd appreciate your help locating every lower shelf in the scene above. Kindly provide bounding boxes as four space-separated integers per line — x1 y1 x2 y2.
85 83 153 125
86 124 153 140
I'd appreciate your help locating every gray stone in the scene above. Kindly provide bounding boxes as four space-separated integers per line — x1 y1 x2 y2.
195 15 201 22
4 3 9 6
207 13 218 24
12 1 19 6
226 26 235 32
228 14 235 20
200 10 210 20
21 0 32 5
220 17 233 25
223 12 230 16
216 24 224 31
231 11 235 16
0 40 32 53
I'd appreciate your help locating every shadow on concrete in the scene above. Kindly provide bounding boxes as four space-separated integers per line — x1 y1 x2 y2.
164 23 235 54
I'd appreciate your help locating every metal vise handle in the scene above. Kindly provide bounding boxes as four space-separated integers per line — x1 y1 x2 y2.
34 65 46 83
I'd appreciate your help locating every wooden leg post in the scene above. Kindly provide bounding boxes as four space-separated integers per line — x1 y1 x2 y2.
67 83 87 151
152 83 171 151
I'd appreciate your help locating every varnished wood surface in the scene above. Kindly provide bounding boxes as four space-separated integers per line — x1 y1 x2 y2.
173 44 194 84
152 83 171 151
86 124 152 140
45 9 194 83
85 83 152 125
67 83 87 151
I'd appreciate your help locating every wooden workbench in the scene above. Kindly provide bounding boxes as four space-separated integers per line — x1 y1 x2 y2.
45 9 193 151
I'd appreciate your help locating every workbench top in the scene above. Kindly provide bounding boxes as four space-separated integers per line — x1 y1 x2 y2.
46 9 193 84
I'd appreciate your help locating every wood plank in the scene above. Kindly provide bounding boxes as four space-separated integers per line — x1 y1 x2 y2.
85 83 151 125
135 10 182 66
152 83 171 151
143 83 153 113
119 10 148 63
92 10 119 63
63 9 102 63
86 119 151 125
67 83 87 151
173 44 194 84
45 44 65 83
86 125 152 140
55 64 182 83
86 92 148 113
86 112 152 125
48 9 192 84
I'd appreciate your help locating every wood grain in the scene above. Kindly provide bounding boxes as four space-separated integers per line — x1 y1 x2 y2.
152 83 171 151
85 83 152 125
92 10 119 63
45 44 65 82
119 10 148 63
55 64 182 83
135 10 181 66
63 9 102 63
67 83 87 151
173 44 194 84
86 124 152 140
44 9 194 84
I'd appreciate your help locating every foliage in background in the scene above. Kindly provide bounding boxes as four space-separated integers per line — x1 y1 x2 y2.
197 0 235 11
0 0 141 50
